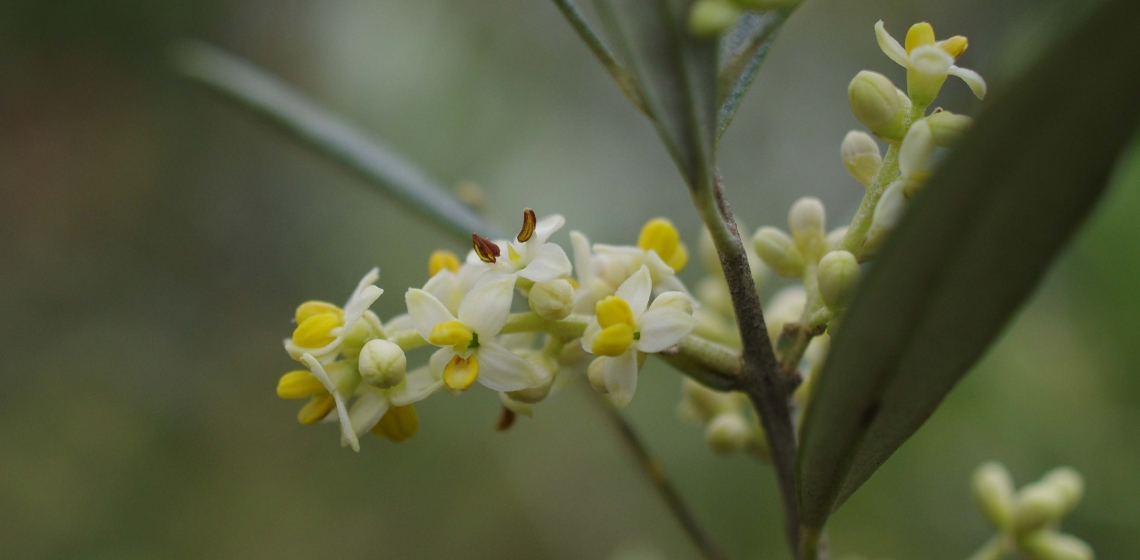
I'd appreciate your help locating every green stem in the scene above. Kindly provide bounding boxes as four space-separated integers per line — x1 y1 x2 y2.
799 525 825 560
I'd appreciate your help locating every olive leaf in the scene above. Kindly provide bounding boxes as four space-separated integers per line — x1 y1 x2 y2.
797 0 1140 531
716 9 792 139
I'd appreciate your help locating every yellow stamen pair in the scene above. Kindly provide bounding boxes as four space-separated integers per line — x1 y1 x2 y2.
443 354 480 391
277 370 326 399
592 296 636 357
428 250 460 277
292 311 341 348
371 404 419 442
430 320 474 351
638 218 689 272
904 22 967 59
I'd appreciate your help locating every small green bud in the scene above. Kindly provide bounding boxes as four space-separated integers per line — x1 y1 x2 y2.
789 197 827 260
925 110 974 146
972 461 1016 530
1018 531 1094 560
358 339 406 389
1014 482 1067 535
752 227 805 277
705 412 751 455
1042 467 1085 515
907 45 953 107
679 378 740 423
872 181 908 232
528 279 574 321
841 130 883 187
688 0 741 39
848 71 907 140
508 354 556 404
696 277 734 318
817 250 861 310
587 357 608 394
826 226 848 252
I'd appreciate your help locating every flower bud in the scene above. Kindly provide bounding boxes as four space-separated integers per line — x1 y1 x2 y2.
752 227 804 278
817 250 861 310
1018 531 1094 560
826 226 848 252
907 45 953 107
508 359 556 404
765 286 806 341
1013 482 1067 535
925 110 973 146
529 279 574 321
789 197 827 260
972 462 1016 531
705 412 751 455
848 71 907 140
899 119 936 185
587 357 608 394
340 314 382 360
1042 467 1084 515
358 339 406 389
696 277 734 318
678 378 740 423
872 181 908 232
841 130 883 187
688 0 741 39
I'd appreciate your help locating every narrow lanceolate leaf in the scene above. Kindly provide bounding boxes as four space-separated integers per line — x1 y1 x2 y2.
551 0 650 116
716 9 791 139
172 40 498 240
590 0 719 190
797 0 1140 531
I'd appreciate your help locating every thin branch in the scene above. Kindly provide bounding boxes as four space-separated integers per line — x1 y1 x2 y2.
550 0 650 115
583 380 730 560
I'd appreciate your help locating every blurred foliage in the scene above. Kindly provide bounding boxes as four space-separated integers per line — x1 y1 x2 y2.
0 1 1137 559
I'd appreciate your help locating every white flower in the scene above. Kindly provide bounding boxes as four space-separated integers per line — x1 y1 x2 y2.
466 210 572 284
406 275 544 393
572 232 691 315
285 268 384 363
580 266 697 408
423 260 485 316
875 21 986 105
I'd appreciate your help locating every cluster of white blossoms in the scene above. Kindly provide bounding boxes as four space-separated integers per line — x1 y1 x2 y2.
276 210 700 450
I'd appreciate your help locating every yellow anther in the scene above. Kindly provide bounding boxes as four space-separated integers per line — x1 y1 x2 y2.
372 404 419 442
905 22 936 54
939 35 968 59
591 324 635 357
508 243 522 264
429 320 474 349
297 394 336 425
596 296 635 329
665 243 689 272
277 370 327 399
566 277 580 289
292 312 341 348
295 301 343 324
517 208 537 242
428 250 460 277
443 355 480 391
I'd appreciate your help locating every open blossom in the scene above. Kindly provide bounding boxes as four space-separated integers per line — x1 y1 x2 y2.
407 275 546 393
465 209 572 284
284 268 385 363
581 266 697 408
571 218 692 314
875 21 986 104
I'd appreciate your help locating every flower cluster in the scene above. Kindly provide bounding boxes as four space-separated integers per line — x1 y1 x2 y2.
275 211 699 450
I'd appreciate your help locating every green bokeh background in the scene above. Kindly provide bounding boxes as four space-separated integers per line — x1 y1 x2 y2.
1 1 1136 558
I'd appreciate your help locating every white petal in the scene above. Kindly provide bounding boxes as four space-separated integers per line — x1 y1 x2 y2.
910 46 954 79
475 341 542 392
570 231 593 282
580 317 603 353
389 366 444 406
649 291 694 314
406 288 457 342
428 347 455 380
948 65 987 99
593 243 645 260
873 181 908 231
636 307 697 353
899 119 936 178
603 351 639 409
345 267 381 308
302 353 359 451
615 266 652 319
423 270 463 315
457 275 515 338
500 392 534 417
531 214 565 246
518 243 573 283
383 313 414 334
875 21 910 68
347 390 390 437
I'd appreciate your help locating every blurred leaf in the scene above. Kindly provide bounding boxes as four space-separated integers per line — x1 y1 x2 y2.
797 0 1140 531
716 9 790 139
551 0 650 115
590 0 718 190
172 40 500 241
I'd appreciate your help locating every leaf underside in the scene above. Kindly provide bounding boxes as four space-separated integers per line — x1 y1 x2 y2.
797 0 1140 530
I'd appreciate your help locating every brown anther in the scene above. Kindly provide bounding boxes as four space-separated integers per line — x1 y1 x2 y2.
472 233 501 263
496 407 516 431
517 208 537 242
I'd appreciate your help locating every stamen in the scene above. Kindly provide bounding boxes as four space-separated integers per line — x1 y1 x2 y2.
939 36 968 59
496 407 517 431
591 323 635 356
277 370 327 399
292 312 341 348
596 296 635 329
372 404 419 442
429 320 474 349
443 355 480 391
905 22 936 54
297 394 336 425
428 250 461 276
294 301 344 324
517 208 537 242
472 233 501 263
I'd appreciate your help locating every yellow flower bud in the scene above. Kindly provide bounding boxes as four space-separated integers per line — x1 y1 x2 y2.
848 71 907 140
688 0 741 39
752 227 804 278
972 461 1016 531
358 339 407 389
529 279 574 321
841 130 883 187
817 250 861 310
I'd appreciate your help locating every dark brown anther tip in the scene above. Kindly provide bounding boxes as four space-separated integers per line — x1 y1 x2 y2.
472 233 501 263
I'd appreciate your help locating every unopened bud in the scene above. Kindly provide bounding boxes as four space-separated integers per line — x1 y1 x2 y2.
529 279 574 321
1042 467 1084 516
899 119 936 182
789 197 827 260
705 412 751 455
358 339 406 388
696 277 734 317
826 226 848 252
841 131 883 187
817 250 860 310
688 0 740 39
752 227 805 278
925 110 973 146
907 45 953 107
848 71 907 140
872 181 908 232
679 378 739 423
972 462 1016 531
587 357 608 394
1014 483 1067 535
1018 531 1094 560
507 360 556 404
340 314 382 360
